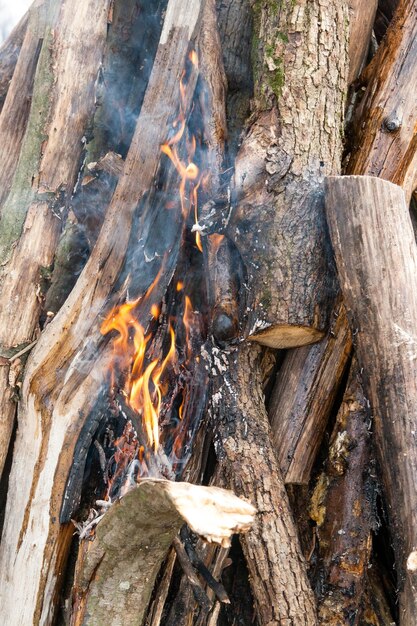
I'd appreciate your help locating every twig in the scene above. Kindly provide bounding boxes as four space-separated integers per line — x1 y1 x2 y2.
173 536 212 611
9 340 37 363
181 527 230 603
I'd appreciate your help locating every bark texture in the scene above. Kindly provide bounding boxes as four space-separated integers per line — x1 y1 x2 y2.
227 0 349 348
348 0 417 200
310 360 373 625
213 342 318 626
325 175 417 625
70 479 255 626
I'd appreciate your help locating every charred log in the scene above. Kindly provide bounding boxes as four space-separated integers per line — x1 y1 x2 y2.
325 175 417 624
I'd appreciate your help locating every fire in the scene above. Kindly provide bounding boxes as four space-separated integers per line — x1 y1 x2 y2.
101 300 177 451
100 49 206 499
161 48 204 252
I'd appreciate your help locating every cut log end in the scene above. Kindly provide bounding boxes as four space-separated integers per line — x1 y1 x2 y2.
248 324 325 349
70 479 256 626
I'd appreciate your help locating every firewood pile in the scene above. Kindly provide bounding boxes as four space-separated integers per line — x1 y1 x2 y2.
0 0 417 625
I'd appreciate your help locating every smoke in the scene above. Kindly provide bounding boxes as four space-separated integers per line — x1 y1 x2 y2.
0 0 31 43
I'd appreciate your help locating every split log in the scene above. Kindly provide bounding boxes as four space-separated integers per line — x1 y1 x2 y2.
309 360 373 625
269 299 352 484
0 0 110 480
0 5 29 112
226 0 349 348
0 2 207 624
70 479 255 626
348 0 417 201
213 342 318 625
348 0 378 83
325 175 417 624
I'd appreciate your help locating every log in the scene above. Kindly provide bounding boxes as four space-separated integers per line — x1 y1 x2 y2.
0 5 29 112
325 175 417 624
348 0 417 201
226 0 349 348
0 0 48 211
213 342 318 625
70 479 255 626
0 1 206 624
269 299 352 484
0 0 110 480
348 0 378 83
309 360 373 625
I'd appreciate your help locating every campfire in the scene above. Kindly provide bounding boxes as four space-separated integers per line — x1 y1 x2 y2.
1 0 417 625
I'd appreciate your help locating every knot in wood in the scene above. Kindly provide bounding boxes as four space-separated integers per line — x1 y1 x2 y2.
212 312 238 345
383 115 402 132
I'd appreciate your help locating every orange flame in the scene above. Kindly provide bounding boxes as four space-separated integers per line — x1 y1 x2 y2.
160 49 205 251
101 297 177 451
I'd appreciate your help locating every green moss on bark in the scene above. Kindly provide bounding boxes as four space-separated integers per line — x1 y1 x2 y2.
0 0 59 264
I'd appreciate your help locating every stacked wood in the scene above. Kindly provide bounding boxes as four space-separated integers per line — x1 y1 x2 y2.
70 479 255 626
0 0 110 480
0 1 205 623
325 175 417 624
0 0 417 624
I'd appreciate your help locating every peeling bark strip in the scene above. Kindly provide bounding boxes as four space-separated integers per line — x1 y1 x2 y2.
226 0 348 348
348 0 417 201
270 300 352 485
0 2 207 624
325 176 417 625
0 0 110 480
70 480 255 626
214 342 318 626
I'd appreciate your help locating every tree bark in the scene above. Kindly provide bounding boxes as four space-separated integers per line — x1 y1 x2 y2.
213 342 318 626
325 175 417 625
309 360 373 625
348 0 417 201
226 0 348 349
70 479 255 626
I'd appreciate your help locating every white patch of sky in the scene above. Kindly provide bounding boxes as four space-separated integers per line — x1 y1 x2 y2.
0 0 32 44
